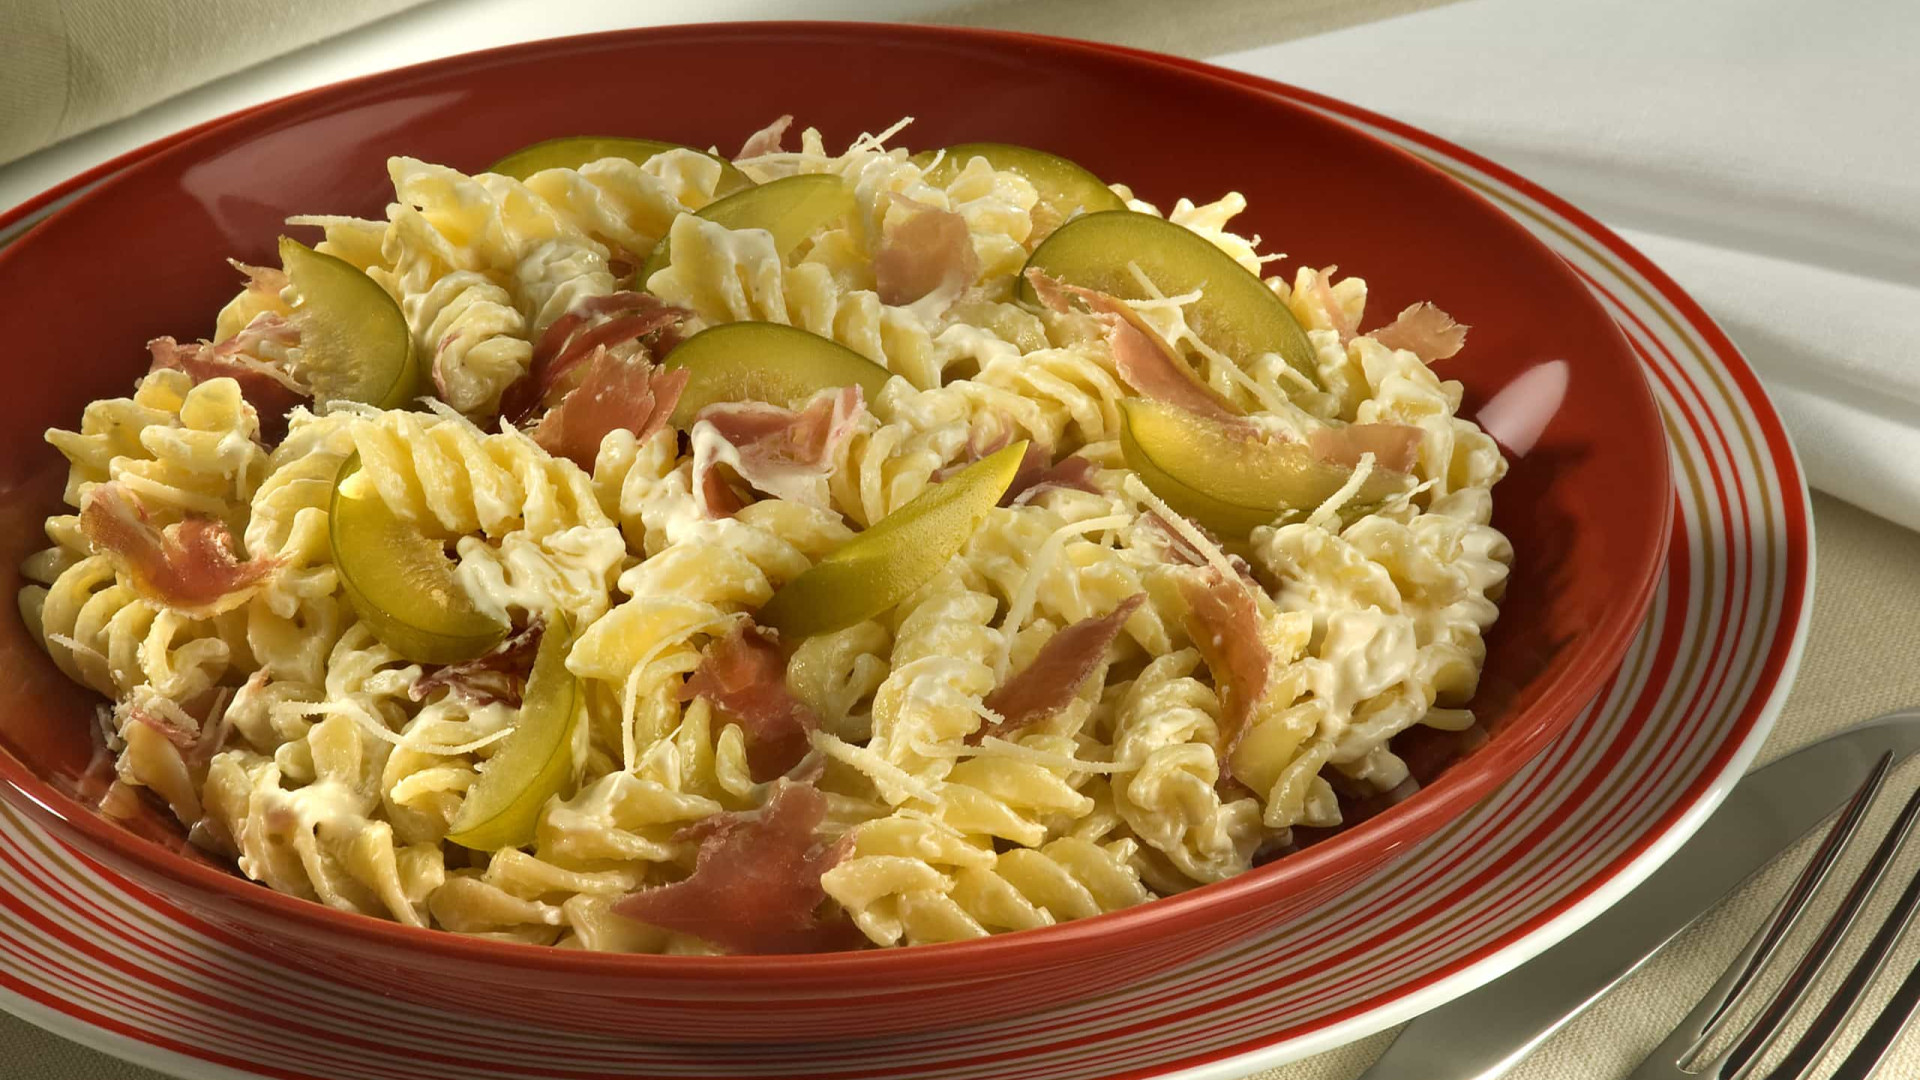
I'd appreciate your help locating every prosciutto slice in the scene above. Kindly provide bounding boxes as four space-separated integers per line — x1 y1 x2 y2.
1177 568 1271 773
530 345 688 470
682 622 818 781
874 197 978 308
1007 454 1102 506
1142 511 1258 585
1024 269 1240 422
976 593 1146 742
148 316 308 442
1369 302 1468 362
1307 423 1423 475
692 386 863 517
233 261 289 297
410 618 545 708
736 114 794 158
499 292 687 425
612 781 858 954
80 483 279 614
1309 269 1358 344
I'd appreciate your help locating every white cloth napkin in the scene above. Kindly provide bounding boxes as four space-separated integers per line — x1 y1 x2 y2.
0 0 429 167
1216 0 1920 532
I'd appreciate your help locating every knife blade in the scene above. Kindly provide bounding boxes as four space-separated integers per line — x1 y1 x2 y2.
1358 708 1920 1080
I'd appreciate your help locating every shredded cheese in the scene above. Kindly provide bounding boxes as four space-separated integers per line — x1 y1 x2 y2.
274 700 512 757
611 602 740 771
965 698 1009 731
47 632 108 669
1306 451 1375 531
1380 475 1439 518
919 735 1127 774
1123 475 1244 583
810 730 942 805
1122 260 1288 413
995 513 1131 681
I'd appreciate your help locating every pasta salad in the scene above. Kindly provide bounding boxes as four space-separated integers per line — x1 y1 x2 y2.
18 117 1511 953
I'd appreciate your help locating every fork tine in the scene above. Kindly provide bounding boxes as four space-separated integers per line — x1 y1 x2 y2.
1765 786 1920 1080
1825 932 1920 1080
1715 774 1920 1079
1628 754 1891 1079
1701 754 1894 1039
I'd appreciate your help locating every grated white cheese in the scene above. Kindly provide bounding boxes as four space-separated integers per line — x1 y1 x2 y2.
273 700 511 757
1305 452 1375 531
617 606 740 772
995 513 1132 681
920 735 1127 774
810 730 943 805
1121 260 1289 413
47 632 108 669
1123 476 1246 588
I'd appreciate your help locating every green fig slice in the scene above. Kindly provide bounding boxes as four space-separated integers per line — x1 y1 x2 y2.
1018 210 1317 383
486 135 753 195
330 454 508 664
278 236 422 410
639 173 853 287
910 142 1124 240
663 322 894 427
1119 400 1411 536
445 611 581 852
757 441 1028 639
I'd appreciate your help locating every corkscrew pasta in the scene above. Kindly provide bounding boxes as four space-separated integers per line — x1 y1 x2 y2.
21 117 1510 953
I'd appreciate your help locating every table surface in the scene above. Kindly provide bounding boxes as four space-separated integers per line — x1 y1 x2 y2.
5 1 1917 1078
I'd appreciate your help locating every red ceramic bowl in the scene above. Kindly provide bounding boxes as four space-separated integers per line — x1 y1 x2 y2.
0 22 1669 1042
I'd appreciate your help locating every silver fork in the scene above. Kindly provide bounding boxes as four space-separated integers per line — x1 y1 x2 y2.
1630 753 1920 1080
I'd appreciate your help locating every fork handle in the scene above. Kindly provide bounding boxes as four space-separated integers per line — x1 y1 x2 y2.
1825 948 1920 1080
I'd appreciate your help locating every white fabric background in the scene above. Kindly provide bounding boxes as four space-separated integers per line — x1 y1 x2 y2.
1215 0 1920 533
2 1 1917 1077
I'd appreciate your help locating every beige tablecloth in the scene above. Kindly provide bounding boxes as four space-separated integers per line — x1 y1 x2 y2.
4 1 1918 1077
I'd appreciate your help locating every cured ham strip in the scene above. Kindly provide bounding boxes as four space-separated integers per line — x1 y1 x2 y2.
499 292 687 424
530 345 688 470
232 261 288 297
1007 454 1102 506
1177 567 1271 773
1024 269 1240 422
410 619 546 708
736 114 794 158
682 622 818 781
691 386 863 518
1307 423 1423 475
80 483 279 614
612 780 858 954
148 316 309 441
976 593 1146 742
874 196 978 308
1142 511 1258 584
1310 268 1358 343
1369 302 1468 362
993 440 1052 507
117 685 232 769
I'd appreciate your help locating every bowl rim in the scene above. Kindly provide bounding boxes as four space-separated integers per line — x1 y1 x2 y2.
0 19 1673 980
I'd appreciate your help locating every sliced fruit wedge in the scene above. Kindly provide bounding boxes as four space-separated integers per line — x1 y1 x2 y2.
663 322 893 427
279 236 422 410
1017 210 1318 384
445 611 582 852
1119 400 1411 536
486 135 753 195
757 441 1028 639
638 173 853 287
330 453 508 664
910 142 1124 240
